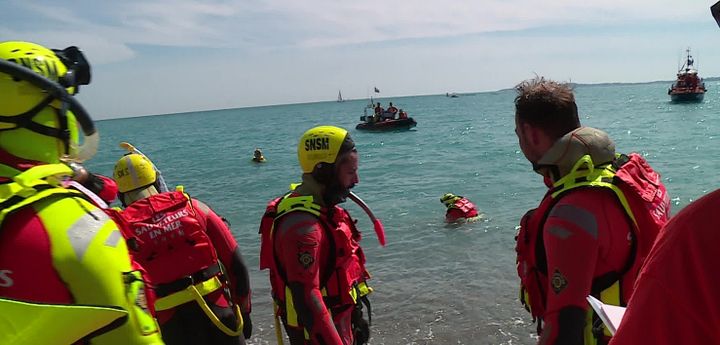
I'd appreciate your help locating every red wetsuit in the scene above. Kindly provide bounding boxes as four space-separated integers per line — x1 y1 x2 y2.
265 198 369 345
275 211 342 344
539 188 633 345
610 189 720 345
273 211 350 345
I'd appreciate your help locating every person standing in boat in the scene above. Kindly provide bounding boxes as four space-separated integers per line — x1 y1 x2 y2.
385 102 398 120
398 109 408 119
512 76 670 345
373 102 383 116
372 102 383 123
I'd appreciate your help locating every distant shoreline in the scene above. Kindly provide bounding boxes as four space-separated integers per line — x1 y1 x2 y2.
97 77 720 121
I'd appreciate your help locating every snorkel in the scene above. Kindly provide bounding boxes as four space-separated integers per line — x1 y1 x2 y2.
289 181 387 247
348 191 386 246
119 142 170 193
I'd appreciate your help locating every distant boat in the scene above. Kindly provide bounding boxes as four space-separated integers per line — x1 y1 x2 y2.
668 48 706 103
446 92 459 98
356 117 417 131
337 90 344 102
358 104 416 131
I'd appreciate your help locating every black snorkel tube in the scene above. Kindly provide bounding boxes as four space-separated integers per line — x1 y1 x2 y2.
348 191 386 246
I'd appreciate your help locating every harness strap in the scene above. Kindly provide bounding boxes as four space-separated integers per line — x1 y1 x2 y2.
272 193 373 342
153 264 222 297
543 154 640 342
154 278 243 337
274 303 285 345
189 284 243 337
154 275 223 311
359 295 372 326
272 194 336 299
0 164 80 226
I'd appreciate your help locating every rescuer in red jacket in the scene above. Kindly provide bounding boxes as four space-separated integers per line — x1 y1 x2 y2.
259 125 374 345
440 193 481 223
110 153 252 345
513 77 670 345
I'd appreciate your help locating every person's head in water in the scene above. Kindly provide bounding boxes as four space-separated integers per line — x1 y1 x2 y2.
440 193 461 207
298 125 358 205
254 148 263 159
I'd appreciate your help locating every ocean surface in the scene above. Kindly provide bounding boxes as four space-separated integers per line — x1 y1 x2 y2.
88 81 720 345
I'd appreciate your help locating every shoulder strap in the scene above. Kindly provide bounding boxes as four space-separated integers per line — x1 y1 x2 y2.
0 164 82 227
272 194 337 295
548 154 642 293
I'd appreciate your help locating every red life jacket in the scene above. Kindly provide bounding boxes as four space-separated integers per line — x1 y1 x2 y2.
448 198 479 219
259 193 370 310
515 153 670 322
112 191 218 285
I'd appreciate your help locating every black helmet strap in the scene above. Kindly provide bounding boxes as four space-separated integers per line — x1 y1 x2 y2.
0 58 95 137
0 95 72 154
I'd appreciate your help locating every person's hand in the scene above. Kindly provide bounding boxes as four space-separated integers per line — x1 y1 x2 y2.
68 161 89 183
352 306 370 344
242 312 252 339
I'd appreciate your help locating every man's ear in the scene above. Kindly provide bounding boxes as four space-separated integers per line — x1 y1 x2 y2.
525 123 554 155
522 122 540 146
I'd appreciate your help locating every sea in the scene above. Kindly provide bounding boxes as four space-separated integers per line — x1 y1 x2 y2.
88 80 720 345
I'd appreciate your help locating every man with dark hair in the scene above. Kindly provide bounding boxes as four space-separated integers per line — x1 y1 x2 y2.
259 125 375 345
513 77 670 345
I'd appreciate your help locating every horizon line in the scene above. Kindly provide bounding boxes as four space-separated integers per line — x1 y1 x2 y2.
98 77 716 121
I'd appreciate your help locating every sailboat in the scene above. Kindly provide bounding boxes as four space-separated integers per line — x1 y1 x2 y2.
337 90 344 102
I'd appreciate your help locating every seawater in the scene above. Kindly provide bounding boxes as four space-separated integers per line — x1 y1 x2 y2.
89 80 720 344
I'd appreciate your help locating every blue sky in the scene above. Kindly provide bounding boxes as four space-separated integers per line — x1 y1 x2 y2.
1 0 719 119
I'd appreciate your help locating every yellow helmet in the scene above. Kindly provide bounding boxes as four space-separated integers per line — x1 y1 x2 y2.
0 41 97 165
440 193 460 205
113 154 157 193
298 125 354 174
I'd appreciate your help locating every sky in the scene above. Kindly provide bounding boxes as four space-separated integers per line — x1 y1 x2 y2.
1 0 719 119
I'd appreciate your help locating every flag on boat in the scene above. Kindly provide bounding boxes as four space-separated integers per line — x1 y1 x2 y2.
374 87 380 93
